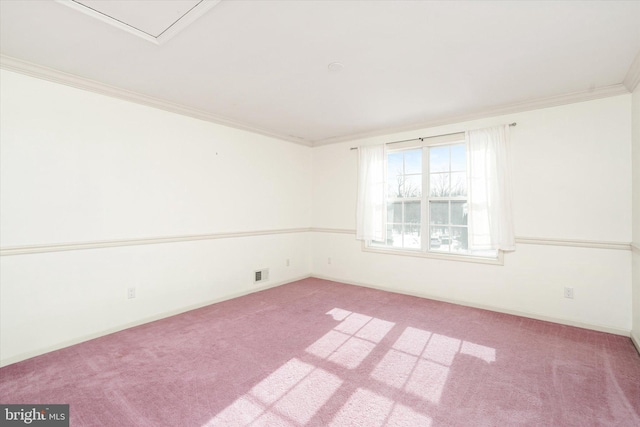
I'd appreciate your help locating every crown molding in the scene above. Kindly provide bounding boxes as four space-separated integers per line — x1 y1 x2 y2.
313 84 630 147
1 54 633 149
0 55 312 147
624 50 640 92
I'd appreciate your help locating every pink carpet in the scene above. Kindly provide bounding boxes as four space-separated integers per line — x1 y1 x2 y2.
1 278 639 426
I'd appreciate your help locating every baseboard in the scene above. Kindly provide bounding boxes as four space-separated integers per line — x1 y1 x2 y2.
0 274 311 368
311 274 631 337
632 331 640 356
3 273 631 367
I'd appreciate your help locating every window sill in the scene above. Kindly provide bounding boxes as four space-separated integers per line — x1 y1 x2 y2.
362 242 504 265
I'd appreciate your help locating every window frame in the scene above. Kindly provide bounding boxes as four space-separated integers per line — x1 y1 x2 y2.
364 137 504 265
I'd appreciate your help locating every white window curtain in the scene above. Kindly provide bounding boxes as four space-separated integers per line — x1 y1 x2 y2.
356 144 387 242
466 125 515 251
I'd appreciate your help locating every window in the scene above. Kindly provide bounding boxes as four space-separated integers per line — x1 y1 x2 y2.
356 125 514 262
370 139 498 260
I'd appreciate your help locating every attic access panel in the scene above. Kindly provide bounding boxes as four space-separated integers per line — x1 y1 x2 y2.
58 0 220 44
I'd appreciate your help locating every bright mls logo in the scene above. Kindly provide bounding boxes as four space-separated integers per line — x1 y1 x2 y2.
1 405 69 426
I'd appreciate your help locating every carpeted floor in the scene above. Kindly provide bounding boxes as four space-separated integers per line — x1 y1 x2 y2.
1 278 639 426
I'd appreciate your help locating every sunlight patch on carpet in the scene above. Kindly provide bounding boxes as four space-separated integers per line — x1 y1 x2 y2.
205 307 497 426
203 358 342 426
371 321 496 404
405 359 451 404
461 341 496 363
305 311 395 369
326 308 351 321
330 388 393 426
329 387 433 426
392 326 433 356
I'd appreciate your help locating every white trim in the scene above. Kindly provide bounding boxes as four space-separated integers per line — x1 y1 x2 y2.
623 50 640 92
311 274 631 337
362 241 504 266
311 228 633 251
3 271 631 366
55 0 221 45
632 243 640 254
515 236 631 251
629 330 640 355
313 84 630 146
309 227 356 235
632 332 640 356
0 228 311 256
153 0 221 43
0 55 312 147
1 228 632 256
0 274 312 367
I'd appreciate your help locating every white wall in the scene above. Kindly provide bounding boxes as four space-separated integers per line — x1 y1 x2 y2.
0 70 313 366
632 83 640 349
1 68 635 366
0 72 311 245
312 95 633 333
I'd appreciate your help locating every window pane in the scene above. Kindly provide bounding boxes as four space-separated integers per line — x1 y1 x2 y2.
387 202 402 223
440 229 452 251
450 144 466 171
387 180 395 198
451 226 468 253
388 224 402 247
388 175 403 198
451 201 467 225
451 172 466 196
388 152 403 175
404 224 421 249
403 175 422 198
429 201 448 224
404 149 422 174
404 201 421 224
429 146 449 173
430 226 449 252
430 173 449 197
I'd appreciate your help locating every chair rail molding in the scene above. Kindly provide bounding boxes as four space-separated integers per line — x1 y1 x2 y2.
0 228 311 256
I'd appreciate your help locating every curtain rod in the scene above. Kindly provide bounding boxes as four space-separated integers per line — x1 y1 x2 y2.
349 122 517 150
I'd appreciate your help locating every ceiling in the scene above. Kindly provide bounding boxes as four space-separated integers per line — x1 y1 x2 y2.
1 0 639 146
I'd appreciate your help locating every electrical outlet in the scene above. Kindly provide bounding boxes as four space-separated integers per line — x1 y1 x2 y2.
564 287 574 299
286 258 290 267
127 287 136 299
328 257 332 264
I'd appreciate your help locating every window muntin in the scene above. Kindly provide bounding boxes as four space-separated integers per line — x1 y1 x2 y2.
371 142 497 259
